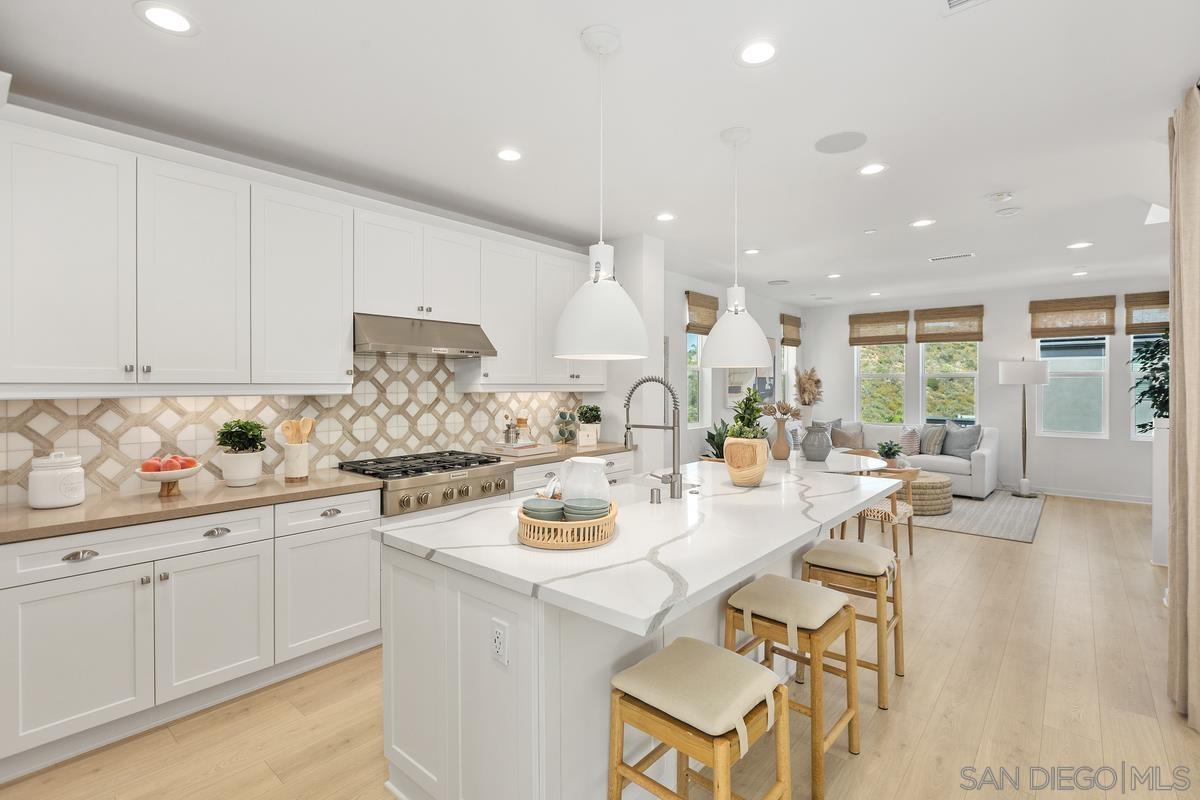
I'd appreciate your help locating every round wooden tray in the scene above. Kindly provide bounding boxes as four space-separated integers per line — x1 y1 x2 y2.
517 502 617 550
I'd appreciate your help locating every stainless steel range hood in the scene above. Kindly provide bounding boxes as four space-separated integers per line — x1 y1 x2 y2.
353 313 497 358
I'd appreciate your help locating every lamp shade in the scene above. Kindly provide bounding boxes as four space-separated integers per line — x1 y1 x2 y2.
998 359 1049 386
555 276 649 360
700 287 773 368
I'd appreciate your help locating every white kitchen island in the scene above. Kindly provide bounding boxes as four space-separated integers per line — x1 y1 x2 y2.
375 458 897 800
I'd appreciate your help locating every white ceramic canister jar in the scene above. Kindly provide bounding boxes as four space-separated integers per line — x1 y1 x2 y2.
28 451 86 509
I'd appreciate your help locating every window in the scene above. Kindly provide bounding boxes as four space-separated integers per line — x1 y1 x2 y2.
922 342 977 424
779 344 799 404
686 332 708 428
1037 336 1108 438
856 344 906 423
1131 333 1164 440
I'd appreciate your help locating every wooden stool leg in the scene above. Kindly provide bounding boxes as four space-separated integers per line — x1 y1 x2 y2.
893 563 905 677
713 738 733 800
809 639 826 800
875 576 889 710
839 520 847 540
775 684 792 796
844 612 861 755
907 517 914 556
608 690 624 800
723 604 736 651
676 751 689 796
857 515 866 542
891 522 898 555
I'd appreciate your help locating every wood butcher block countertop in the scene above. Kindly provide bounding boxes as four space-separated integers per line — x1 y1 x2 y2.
0 470 383 546
494 442 632 468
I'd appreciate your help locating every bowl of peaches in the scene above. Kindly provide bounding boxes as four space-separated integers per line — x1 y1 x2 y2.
136 454 202 497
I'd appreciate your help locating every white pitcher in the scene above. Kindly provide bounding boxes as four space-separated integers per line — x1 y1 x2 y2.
559 456 610 502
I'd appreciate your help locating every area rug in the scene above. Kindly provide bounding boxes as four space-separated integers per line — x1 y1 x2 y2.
913 490 1045 543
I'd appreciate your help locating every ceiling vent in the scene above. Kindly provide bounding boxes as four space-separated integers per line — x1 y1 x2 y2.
944 0 995 14
928 252 976 263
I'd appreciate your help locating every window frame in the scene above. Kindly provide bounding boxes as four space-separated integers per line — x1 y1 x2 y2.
854 343 907 424
685 332 710 430
779 344 799 406
1035 335 1110 440
1129 332 1163 442
919 341 979 425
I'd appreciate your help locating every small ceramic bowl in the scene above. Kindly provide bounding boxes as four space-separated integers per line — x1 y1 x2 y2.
563 498 609 513
523 498 564 514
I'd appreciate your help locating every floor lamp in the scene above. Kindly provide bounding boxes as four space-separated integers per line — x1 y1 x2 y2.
998 358 1050 498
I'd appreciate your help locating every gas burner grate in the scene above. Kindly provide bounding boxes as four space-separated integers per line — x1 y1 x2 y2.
339 450 502 479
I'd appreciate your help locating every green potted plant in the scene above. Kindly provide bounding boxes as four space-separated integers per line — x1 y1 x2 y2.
576 404 601 447
702 420 729 462
724 388 769 487
216 419 267 487
877 440 902 468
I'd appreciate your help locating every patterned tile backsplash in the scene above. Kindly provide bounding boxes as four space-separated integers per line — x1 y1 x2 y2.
0 354 580 504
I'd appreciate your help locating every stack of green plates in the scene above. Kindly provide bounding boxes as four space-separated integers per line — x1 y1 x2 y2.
522 498 565 521
562 498 611 522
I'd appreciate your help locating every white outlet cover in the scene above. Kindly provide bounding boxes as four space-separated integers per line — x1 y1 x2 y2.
491 619 509 666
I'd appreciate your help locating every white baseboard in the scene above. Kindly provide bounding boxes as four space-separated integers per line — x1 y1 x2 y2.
1019 485 1150 505
0 630 381 784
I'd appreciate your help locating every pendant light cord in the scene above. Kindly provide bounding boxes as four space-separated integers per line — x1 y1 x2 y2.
732 140 739 289
598 51 605 247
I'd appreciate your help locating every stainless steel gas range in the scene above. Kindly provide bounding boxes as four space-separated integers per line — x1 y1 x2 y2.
339 451 515 517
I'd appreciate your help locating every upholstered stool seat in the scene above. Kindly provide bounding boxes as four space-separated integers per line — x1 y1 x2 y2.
803 540 894 577
728 574 849 636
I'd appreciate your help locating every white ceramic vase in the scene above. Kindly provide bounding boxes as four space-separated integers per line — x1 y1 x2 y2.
221 449 263 487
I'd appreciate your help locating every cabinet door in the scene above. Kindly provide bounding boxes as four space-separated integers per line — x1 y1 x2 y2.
275 520 380 662
0 123 136 383
354 209 423 317
251 184 353 384
423 226 480 325
570 261 608 386
478 241 536 384
0 564 154 757
534 254 577 383
154 540 273 703
137 158 250 383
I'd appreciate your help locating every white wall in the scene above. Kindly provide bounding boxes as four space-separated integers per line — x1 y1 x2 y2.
800 277 1166 503
664 271 805 464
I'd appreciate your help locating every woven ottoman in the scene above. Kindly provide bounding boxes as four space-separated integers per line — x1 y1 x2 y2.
909 472 953 516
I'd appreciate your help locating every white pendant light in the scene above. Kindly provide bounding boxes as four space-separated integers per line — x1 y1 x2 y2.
555 25 649 361
701 128 772 369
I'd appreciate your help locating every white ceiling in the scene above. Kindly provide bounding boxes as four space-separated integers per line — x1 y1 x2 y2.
1 0 1196 307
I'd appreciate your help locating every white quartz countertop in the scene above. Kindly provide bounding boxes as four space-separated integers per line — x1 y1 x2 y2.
376 459 898 636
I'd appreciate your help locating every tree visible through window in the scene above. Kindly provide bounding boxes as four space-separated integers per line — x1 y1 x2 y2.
857 344 905 423
1038 336 1108 437
923 341 977 423
1131 333 1164 439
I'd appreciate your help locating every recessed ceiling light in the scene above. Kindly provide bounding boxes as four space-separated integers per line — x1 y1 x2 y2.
655 212 676 222
743 248 760 255
869 291 882 296
986 191 1014 203
496 148 522 162
735 39 776 67
134 2 195 34
767 279 790 286
864 229 878 235
909 219 936 228
858 163 888 176
1073 270 1089 277
995 206 1022 218
1066 241 1094 249
826 273 842 279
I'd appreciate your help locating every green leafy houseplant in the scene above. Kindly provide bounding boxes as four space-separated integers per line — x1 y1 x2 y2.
1131 332 1169 433
576 404 601 424
727 421 766 440
704 419 729 459
877 440 902 460
731 387 767 438
216 419 266 453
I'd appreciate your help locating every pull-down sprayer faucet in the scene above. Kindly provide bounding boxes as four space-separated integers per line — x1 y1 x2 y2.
623 376 682 499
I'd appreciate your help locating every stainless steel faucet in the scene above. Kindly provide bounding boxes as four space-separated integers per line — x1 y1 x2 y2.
624 376 683 499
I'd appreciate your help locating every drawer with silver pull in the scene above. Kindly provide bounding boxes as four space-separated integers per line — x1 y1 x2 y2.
0 506 274 589
273 490 380 538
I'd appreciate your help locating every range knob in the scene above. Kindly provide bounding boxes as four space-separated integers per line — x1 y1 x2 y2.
442 486 455 501
399 494 413 510
481 480 494 494
417 491 431 506
496 477 507 491
457 484 471 498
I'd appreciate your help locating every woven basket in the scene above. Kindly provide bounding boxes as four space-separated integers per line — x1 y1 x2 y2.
517 502 617 550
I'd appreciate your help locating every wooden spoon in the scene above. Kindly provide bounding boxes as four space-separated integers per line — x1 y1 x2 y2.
280 420 298 445
299 418 315 444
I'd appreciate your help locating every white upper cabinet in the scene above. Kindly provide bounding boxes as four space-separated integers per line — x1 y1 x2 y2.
251 184 354 384
354 209 423 317
422 226 480 325
535 253 578 384
137 158 251 383
477 241 537 384
0 123 137 383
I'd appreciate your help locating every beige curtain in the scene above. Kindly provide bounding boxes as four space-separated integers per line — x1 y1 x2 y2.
1168 85 1200 728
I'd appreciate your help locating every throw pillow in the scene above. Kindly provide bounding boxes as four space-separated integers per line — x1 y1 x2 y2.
919 424 946 455
942 420 983 459
831 425 864 449
899 425 921 456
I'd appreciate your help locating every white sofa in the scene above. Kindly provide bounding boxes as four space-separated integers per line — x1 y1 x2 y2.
834 422 999 500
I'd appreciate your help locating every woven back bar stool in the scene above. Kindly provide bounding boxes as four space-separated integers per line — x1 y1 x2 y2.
608 636 791 800
724 575 861 800
802 539 904 710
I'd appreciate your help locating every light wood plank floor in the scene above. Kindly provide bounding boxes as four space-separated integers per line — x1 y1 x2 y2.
2 495 1195 800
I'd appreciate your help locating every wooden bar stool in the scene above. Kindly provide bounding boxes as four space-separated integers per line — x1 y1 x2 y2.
724 575 860 800
802 539 903 710
854 466 919 556
608 636 791 800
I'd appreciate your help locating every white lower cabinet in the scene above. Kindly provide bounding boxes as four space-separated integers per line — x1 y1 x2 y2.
153 539 275 704
0 564 154 758
275 520 380 662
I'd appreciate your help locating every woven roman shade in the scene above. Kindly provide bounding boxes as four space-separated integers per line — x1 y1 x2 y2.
780 313 802 347
848 310 909 345
685 291 719 335
1125 291 1169 334
914 305 984 343
1028 295 1117 338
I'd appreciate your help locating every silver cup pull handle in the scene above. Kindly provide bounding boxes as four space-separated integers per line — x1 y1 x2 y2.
61 549 99 562
203 526 231 538
320 508 342 518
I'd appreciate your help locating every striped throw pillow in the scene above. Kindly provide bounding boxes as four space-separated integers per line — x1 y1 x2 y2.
899 426 921 456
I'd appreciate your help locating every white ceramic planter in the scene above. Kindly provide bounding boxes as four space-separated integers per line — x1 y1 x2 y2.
220 449 264 487
577 423 600 447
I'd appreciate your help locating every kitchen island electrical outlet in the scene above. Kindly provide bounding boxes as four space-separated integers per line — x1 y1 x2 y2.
491 620 509 666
